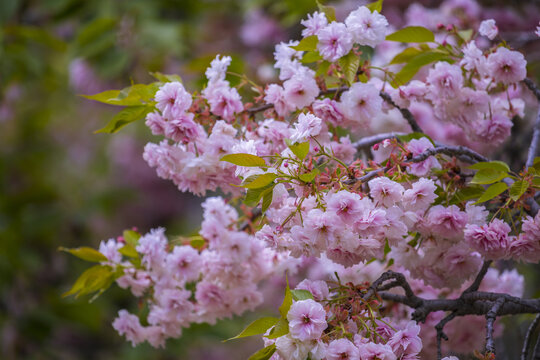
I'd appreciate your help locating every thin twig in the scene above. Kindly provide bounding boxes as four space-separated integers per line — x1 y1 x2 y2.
463 260 493 294
521 314 540 360
436 312 457 360
352 132 406 150
379 91 424 134
526 108 540 169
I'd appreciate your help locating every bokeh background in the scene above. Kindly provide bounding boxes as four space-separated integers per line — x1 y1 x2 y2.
1 0 540 359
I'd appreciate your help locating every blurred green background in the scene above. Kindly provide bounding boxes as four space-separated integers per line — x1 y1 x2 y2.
1 0 540 359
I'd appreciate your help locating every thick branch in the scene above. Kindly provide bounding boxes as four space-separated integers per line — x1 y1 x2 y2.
352 132 406 150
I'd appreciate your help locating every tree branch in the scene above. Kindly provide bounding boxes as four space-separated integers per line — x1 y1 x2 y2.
521 314 540 360
463 260 493 294
379 91 424 134
352 132 406 150
485 297 505 354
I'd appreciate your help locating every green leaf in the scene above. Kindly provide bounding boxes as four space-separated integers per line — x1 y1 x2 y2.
279 278 293 318
365 0 383 13
226 317 279 341
450 185 485 204
266 317 289 339
288 141 310 160
190 237 206 249
150 72 183 83
316 1 336 22
82 83 159 106
339 51 360 85
474 182 508 204
95 106 153 134
118 244 138 258
245 183 274 206
457 29 473 42
532 178 540 188
59 247 107 262
386 26 435 43
302 51 323 63
530 157 540 173
299 168 320 183
261 186 275 213
468 161 510 174
509 180 529 201
123 230 141 247
221 154 266 167
248 344 277 360
63 265 114 299
389 47 423 65
470 169 507 185
242 173 278 189
291 35 318 51
393 52 452 86
291 289 314 300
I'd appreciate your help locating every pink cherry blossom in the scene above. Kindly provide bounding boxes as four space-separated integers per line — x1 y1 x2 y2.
287 299 327 341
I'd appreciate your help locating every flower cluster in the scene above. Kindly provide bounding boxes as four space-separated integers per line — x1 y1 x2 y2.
68 0 540 358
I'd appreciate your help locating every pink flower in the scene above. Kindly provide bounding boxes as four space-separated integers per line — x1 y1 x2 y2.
426 205 468 240
301 11 328 37
339 82 382 128
479 19 498 40
205 55 231 83
368 177 404 207
295 279 329 301
474 113 513 145
99 239 122 263
312 98 344 126
426 62 463 99
407 137 441 177
166 246 201 282
155 82 192 118
460 41 487 75
402 178 437 212
112 310 147 346
283 70 319 110
203 81 243 122
290 113 323 143
464 219 511 260
345 6 388 47
486 47 527 85
317 22 353 62
326 190 364 223
326 338 360 360
164 113 203 143
287 299 327 341
356 341 396 360
264 84 294 117
387 321 422 357
145 111 166 135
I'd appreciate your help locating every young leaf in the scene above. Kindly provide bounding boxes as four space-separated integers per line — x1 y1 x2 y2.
339 51 360 86
118 244 138 258
221 153 266 167
245 183 274 206
226 317 279 341
261 186 275 213
279 279 293 318
299 168 320 183
389 47 423 65
242 173 277 189
468 161 510 174
474 182 508 204
302 51 323 63
450 185 485 204
470 169 507 185
316 1 336 22
386 26 435 43
62 265 114 299
95 106 152 134
123 230 141 247
365 0 383 13
150 72 182 83
266 317 289 339
291 289 314 300
288 141 310 160
248 344 277 360
59 247 107 262
393 52 452 86
291 35 318 51
509 180 529 201
397 132 434 145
